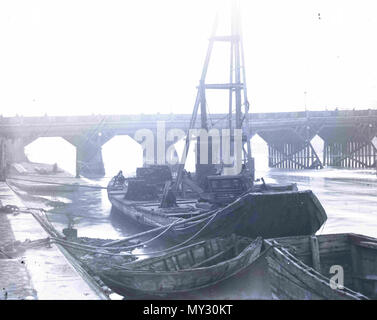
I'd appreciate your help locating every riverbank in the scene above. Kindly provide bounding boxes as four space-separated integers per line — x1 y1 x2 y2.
0 181 108 300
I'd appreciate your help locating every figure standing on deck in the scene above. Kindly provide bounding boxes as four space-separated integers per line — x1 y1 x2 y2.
115 170 125 184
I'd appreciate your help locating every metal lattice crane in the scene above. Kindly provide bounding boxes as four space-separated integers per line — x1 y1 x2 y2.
174 0 254 192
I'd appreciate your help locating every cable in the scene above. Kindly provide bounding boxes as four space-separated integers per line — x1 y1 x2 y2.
51 216 186 253
115 211 218 261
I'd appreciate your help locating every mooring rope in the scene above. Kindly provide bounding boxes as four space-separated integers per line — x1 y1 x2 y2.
48 211 218 257
3 196 224 255
1 193 222 258
102 207 219 247
51 212 218 259
49 216 186 253
11 206 203 256
114 211 219 258
50 212 218 257
50 238 134 256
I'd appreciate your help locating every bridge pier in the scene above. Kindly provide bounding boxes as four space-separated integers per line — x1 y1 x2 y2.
0 137 32 179
259 126 323 170
323 140 377 168
0 137 30 164
64 135 108 178
319 122 377 168
267 141 323 169
75 143 105 177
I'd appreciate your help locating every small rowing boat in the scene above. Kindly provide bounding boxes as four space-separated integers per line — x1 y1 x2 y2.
97 235 262 297
263 233 377 300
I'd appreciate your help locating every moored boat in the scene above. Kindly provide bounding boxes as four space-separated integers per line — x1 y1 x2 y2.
263 233 377 300
107 2 328 243
7 177 79 193
107 175 327 241
97 235 262 297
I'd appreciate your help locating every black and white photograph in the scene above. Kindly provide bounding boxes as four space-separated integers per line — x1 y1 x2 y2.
0 0 376 311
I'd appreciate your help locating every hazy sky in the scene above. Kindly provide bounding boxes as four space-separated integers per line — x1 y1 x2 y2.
1 0 377 117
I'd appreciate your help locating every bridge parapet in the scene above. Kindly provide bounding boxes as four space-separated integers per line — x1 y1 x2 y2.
2 109 377 125
1 109 377 174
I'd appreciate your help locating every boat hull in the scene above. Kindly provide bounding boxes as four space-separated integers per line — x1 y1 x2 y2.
263 233 377 300
8 179 79 193
108 185 327 241
98 236 262 297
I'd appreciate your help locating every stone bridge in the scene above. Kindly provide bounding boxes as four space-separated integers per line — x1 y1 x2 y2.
1 109 377 176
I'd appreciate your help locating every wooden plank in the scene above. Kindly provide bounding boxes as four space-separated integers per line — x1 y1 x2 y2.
163 259 170 271
350 244 362 292
356 241 377 250
192 249 227 268
318 233 349 253
188 249 196 265
270 144 307 169
270 246 365 299
171 256 181 270
310 236 321 272
267 256 323 299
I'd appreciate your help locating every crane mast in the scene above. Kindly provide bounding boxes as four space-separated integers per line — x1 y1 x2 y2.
174 0 254 192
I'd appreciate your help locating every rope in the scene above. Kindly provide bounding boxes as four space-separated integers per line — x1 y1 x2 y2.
29 209 63 238
51 211 217 258
1 197 216 255
102 207 219 247
21 207 198 256
2 193 220 258
116 217 184 250
50 217 186 253
115 211 218 259
51 238 133 256
23 210 121 256
0 248 12 259
209 112 233 129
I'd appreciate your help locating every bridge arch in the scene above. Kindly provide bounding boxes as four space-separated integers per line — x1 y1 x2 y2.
250 134 269 173
24 137 76 175
102 135 143 177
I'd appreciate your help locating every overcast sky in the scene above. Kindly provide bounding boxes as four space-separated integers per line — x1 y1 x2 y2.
1 0 377 117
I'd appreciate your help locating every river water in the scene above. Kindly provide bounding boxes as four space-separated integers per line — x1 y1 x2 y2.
21 136 377 239
17 167 376 240
10 147 377 299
